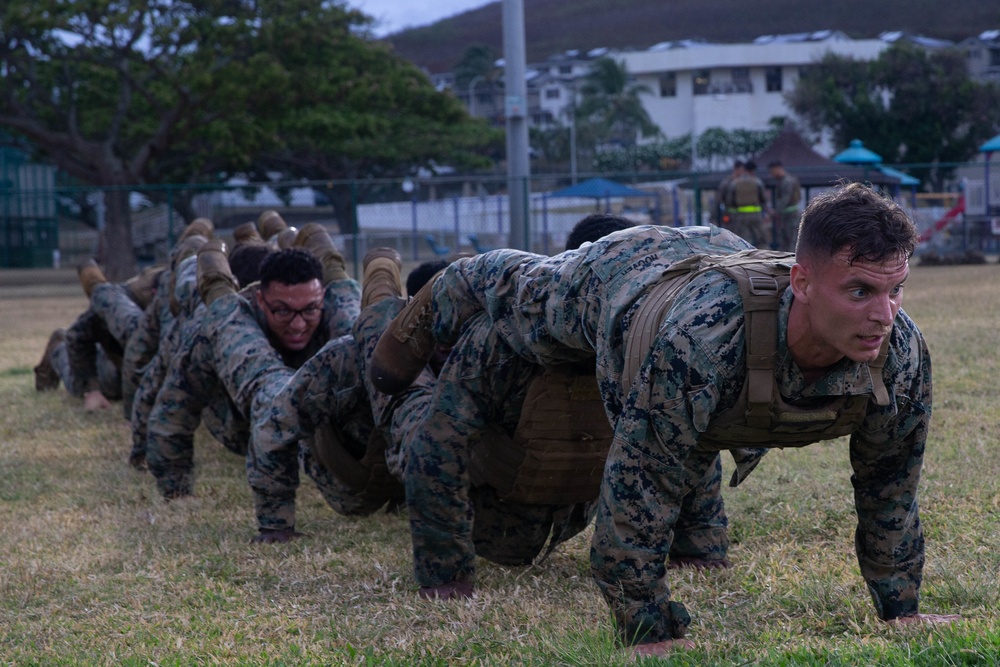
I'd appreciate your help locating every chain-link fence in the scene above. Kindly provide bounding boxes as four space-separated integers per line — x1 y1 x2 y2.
3 165 999 269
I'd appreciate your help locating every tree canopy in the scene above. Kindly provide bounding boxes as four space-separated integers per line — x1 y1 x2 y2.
576 57 660 149
787 42 1000 191
0 0 497 278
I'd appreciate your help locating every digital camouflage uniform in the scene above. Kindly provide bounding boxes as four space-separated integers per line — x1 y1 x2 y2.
253 296 599 582
248 326 386 532
384 304 601 589
409 224 931 644
144 275 360 499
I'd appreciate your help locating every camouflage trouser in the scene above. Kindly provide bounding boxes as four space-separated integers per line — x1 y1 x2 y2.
63 308 123 399
323 278 363 338
361 299 666 588
90 283 144 350
48 335 120 399
727 211 767 248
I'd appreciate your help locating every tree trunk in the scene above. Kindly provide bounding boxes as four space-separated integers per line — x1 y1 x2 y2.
100 188 139 281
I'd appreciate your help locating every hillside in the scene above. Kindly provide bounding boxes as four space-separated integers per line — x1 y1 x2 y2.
385 0 1000 73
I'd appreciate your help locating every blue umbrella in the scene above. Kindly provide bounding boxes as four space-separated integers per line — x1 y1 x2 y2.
981 133 1000 220
833 139 883 165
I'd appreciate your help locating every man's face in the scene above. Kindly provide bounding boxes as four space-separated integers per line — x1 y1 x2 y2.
257 279 324 351
789 247 908 369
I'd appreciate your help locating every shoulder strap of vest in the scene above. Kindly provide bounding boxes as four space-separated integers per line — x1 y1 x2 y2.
622 250 793 393
709 253 793 429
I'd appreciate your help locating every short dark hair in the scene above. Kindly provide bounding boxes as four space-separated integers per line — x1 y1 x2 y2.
768 160 783 168
229 244 273 288
258 248 323 289
744 160 757 172
734 159 745 168
797 183 917 264
407 260 449 296
565 213 633 251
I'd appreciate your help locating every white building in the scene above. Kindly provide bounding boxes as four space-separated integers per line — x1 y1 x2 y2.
619 31 892 148
960 30 1000 84
449 31 958 154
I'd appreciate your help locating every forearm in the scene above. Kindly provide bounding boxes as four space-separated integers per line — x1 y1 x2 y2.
851 428 927 619
247 443 300 531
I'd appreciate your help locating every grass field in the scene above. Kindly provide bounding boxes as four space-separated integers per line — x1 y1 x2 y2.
2 263 1000 665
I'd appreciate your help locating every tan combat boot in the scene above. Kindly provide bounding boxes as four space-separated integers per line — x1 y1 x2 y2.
258 210 288 241
178 217 214 243
34 328 66 391
125 265 167 309
276 226 299 249
233 221 264 246
369 271 443 395
196 240 238 306
294 222 348 283
361 247 403 309
77 259 109 298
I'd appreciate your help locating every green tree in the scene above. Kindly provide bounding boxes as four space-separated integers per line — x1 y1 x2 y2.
788 42 1000 190
576 57 660 150
0 0 496 279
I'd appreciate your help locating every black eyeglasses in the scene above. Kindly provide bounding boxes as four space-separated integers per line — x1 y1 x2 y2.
261 297 323 324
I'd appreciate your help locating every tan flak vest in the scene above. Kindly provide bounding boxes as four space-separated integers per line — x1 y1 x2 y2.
729 176 764 209
623 250 890 473
468 363 615 505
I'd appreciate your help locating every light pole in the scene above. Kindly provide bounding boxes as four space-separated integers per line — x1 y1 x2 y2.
565 83 578 185
468 74 485 118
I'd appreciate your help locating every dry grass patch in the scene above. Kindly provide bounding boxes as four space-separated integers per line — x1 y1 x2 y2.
2 265 1000 665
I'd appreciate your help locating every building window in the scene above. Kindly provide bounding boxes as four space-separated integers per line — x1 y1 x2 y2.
659 72 676 97
559 65 572 74
991 48 1000 67
545 87 561 100
693 69 710 95
731 67 751 93
765 66 782 92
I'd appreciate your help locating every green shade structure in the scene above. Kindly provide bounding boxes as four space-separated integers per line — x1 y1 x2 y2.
833 139 883 165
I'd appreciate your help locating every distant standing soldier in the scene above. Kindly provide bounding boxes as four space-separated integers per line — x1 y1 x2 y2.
769 160 802 251
716 160 744 226
724 159 767 246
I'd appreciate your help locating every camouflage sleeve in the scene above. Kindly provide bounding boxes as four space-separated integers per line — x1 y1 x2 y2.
145 330 217 498
589 278 744 645
250 335 365 531
64 309 107 396
849 311 930 620
323 277 361 338
202 294 289 417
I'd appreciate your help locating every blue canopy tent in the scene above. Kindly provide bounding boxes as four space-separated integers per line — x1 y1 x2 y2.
548 177 651 200
541 177 654 253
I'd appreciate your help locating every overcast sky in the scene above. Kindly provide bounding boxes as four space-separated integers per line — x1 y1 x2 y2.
352 0 493 36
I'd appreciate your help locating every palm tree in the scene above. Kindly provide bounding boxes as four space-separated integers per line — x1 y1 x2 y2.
576 57 660 149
